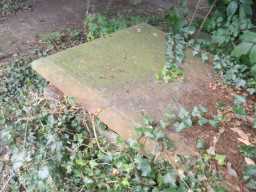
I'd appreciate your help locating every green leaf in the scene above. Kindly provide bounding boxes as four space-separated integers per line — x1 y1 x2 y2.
196 138 207 150
201 52 209 63
163 172 177 186
240 145 256 158
135 155 152 177
226 1 238 17
249 45 256 64
214 186 227 192
251 65 256 78
192 106 201 118
192 106 207 118
143 116 154 126
38 166 49 180
234 95 246 105
233 105 247 118
11 150 31 170
240 31 256 43
243 165 256 179
0 113 5 125
246 178 256 190
121 178 130 187
174 122 187 132
178 107 190 119
231 42 253 58
212 29 229 46
198 117 208 126
209 115 223 128
215 154 226 166
83 177 94 185
243 165 256 190
47 114 55 128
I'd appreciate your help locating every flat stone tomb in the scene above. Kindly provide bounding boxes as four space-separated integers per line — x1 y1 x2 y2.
32 24 214 155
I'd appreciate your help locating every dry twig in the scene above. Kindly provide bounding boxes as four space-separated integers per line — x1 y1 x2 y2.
198 0 218 33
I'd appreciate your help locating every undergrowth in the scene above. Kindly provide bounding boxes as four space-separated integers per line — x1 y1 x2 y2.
84 14 161 42
0 0 31 16
0 58 226 191
163 0 256 94
1 1 256 191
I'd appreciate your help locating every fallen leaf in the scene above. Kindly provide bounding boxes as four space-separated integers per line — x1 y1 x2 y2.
245 157 255 165
231 128 251 145
207 146 216 155
227 162 238 177
238 138 252 145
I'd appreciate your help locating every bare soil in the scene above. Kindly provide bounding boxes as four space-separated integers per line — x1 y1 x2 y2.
0 0 175 59
182 81 256 191
0 0 208 59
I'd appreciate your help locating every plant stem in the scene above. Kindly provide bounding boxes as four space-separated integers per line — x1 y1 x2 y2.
90 114 107 154
190 0 201 25
198 0 218 33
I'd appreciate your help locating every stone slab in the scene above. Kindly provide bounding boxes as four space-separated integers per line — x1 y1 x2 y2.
32 24 215 155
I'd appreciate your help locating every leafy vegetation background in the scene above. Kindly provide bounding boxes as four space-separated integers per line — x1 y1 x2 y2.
0 0 31 16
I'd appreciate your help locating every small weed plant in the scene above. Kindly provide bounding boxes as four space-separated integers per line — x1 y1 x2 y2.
84 15 149 41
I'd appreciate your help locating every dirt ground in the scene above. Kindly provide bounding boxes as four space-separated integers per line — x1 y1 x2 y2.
180 80 256 191
0 0 208 60
0 0 175 59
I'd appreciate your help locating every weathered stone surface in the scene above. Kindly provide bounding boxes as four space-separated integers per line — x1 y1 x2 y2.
32 24 215 155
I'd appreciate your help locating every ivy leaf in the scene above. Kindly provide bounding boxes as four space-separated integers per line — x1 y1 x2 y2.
192 106 207 118
192 106 201 118
163 172 177 186
135 155 152 177
38 166 49 180
184 117 193 127
243 165 256 190
196 138 207 150
153 129 165 140
198 117 208 126
226 1 238 17
209 115 223 128
201 52 209 63
234 95 246 105
241 31 256 43
47 114 55 128
249 45 256 64
215 154 226 166
135 127 153 138
178 107 190 119
0 113 5 125
11 150 31 170
231 42 253 58
83 177 94 185
251 65 256 79
240 145 256 158
233 105 247 118
174 122 188 132
245 179 256 190
143 116 154 126
243 165 256 180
